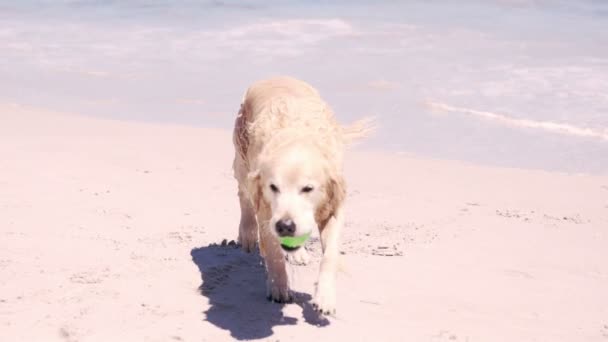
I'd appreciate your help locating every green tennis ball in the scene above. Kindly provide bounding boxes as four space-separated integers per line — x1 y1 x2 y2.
280 232 311 248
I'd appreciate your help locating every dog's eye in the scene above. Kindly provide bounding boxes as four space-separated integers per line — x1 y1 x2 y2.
301 185 314 193
269 184 279 193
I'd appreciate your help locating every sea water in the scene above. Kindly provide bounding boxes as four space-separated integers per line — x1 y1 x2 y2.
1 0 607 173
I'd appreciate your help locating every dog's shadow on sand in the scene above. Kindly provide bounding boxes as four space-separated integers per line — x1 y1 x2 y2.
190 242 329 340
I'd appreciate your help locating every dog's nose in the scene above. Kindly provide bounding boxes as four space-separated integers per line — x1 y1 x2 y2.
275 219 296 237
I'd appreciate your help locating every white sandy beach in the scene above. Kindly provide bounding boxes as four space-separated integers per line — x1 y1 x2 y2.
1 104 607 341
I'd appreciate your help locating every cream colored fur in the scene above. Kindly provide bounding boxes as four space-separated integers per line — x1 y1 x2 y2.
231 76 373 315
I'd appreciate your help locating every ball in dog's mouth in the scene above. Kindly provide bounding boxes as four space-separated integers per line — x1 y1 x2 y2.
281 244 301 252
279 232 310 252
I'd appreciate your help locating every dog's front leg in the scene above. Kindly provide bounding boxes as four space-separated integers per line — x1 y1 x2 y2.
237 188 258 253
258 206 291 303
313 209 343 315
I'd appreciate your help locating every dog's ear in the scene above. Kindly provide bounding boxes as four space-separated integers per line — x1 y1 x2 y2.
327 175 346 215
317 174 346 224
247 169 262 211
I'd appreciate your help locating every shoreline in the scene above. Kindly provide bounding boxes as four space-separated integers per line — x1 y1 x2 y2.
3 101 607 177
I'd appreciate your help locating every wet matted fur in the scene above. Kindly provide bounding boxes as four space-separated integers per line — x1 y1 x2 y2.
231 76 373 315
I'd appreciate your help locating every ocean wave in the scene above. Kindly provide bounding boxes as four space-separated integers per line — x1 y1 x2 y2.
0 17 355 67
425 101 608 141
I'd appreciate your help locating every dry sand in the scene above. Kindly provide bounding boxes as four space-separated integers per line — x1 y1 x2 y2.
1 104 607 341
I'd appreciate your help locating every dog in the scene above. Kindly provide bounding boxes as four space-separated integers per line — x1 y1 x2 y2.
231 76 373 315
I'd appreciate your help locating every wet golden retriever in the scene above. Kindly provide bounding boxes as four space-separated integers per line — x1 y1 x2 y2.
232 76 373 315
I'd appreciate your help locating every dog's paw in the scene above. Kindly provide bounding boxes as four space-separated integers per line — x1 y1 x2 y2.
287 247 310 265
312 281 336 315
266 281 292 303
238 228 257 253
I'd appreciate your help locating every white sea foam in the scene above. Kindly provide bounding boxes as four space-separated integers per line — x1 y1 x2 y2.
426 101 608 142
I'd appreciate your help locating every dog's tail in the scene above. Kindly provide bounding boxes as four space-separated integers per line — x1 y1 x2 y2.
341 116 377 146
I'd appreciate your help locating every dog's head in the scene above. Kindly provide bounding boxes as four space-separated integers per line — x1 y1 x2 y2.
248 142 345 251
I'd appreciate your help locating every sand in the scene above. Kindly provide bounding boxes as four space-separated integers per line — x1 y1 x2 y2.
1 104 607 341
